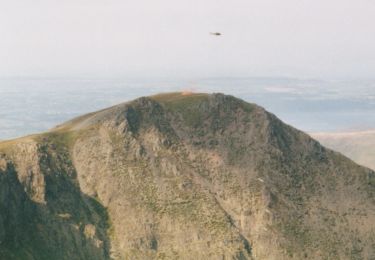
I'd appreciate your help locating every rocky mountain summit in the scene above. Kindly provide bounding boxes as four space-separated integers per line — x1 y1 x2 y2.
0 92 374 260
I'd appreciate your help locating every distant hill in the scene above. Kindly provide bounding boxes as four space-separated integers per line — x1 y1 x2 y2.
1 92 375 259
312 130 375 171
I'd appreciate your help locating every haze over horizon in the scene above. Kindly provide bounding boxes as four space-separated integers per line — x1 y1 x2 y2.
1 0 375 79
2 1 375 139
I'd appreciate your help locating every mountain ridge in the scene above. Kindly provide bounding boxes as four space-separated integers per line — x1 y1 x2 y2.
1 92 375 259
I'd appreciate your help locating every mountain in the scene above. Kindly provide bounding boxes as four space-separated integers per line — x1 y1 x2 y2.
1 92 375 260
312 130 375 171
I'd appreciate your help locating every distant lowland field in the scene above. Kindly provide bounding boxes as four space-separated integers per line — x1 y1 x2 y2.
312 130 375 171
1 77 375 140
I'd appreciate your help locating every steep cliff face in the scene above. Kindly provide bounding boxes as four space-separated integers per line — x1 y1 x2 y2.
0 139 110 260
1 92 375 260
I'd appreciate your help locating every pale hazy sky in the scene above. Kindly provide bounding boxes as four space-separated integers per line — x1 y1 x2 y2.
1 0 375 78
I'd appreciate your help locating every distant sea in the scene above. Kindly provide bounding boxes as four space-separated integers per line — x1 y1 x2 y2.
1 77 375 140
